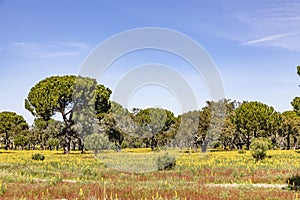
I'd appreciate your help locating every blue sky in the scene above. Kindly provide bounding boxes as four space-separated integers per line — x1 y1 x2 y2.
0 0 299 125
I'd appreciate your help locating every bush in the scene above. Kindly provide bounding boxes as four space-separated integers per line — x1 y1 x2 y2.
121 141 128 149
238 149 246 154
31 153 45 161
134 141 142 148
250 137 272 161
184 148 191 153
287 174 300 191
160 146 168 151
156 153 176 170
211 141 220 149
153 147 161 152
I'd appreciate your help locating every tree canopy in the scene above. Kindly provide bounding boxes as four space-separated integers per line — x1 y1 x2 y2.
292 66 300 115
133 108 176 150
25 75 111 154
0 111 28 150
0 65 295 152
281 111 300 149
232 101 281 149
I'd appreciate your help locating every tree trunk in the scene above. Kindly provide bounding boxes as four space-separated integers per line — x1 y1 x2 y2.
287 128 290 150
62 109 73 154
246 142 250 150
201 140 208 152
4 140 8 150
72 140 76 151
150 128 157 151
78 138 85 154
292 136 298 150
246 133 251 150
64 128 71 154
151 134 155 151
4 132 9 150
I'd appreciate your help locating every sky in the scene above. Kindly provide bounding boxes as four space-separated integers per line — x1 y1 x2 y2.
0 0 299 125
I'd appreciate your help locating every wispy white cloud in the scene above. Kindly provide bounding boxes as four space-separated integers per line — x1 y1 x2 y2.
10 41 89 57
55 41 89 49
242 33 300 51
221 0 300 51
242 34 292 45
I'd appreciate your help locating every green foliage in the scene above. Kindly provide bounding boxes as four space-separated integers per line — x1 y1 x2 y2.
121 141 128 149
31 153 45 161
47 138 60 150
211 141 221 149
291 97 300 116
249 137 272 161
0 112 28 131
0 112 28 150
233 101 281 149
281 111 300 150
292 66 300 116
30 118 62 150
220 117 236 150
134 141 142 148
97 102 131 149
237 149 246 154
25 75 76 120
287 174 300 191
84 133 113 155
174 99 234 152
156 153 176 170
14 134 28 148
94 84 112 120
0 180 5 195
173 110 199 149
25 75 111 154
134 108 176 150
134 108 176 132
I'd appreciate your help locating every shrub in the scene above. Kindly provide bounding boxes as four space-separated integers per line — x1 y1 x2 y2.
160 146 168 151
153 147 161 152
121 141 128 149
156 153 176 170
250 137 272 161
184 149 191 153
211 141 220 149
287 174 300 191
31 153 45 161
134 141 142 148
238 149 246 154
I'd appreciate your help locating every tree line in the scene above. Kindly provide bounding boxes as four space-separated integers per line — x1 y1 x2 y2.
0 67 299 154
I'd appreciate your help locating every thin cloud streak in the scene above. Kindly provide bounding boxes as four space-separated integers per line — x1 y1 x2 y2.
242 34 292 45
220 0 300 51
10 41 89 58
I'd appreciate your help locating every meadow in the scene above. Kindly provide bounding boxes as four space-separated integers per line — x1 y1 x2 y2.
0 149 299 200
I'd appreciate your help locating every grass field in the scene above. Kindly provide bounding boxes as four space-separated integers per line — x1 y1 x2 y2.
0 149 299 199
